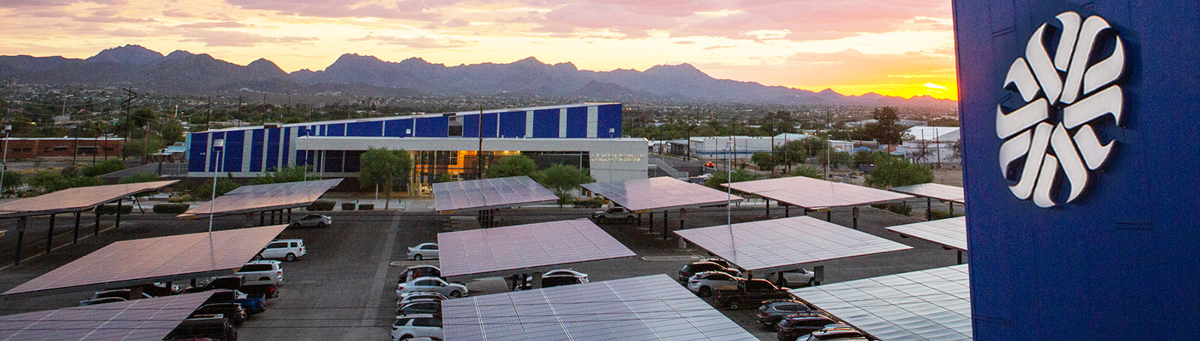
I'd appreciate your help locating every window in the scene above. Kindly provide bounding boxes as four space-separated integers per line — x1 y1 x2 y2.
289 242 298 248
267 242 286 249
239 265 273 272
417 280 435 286
425 244 438 250
394 318 411 327
414 318 441 327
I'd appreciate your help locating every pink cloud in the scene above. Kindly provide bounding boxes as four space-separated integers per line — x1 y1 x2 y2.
179 29 318 47
225 0 445 21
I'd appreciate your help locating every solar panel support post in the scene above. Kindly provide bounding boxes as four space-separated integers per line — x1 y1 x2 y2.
287 208 292 222
826 209 832 222
73 212 80 244
648 212 654 233
852 207 859 230
46 213 55 254
957 250 963 264
115 199 122 229
785 205 790 217
94 211 100 236
661 210 669 240
14 217 25 265
949 202 955 215
927 197 933 220
765 199 770 218
259 212 264 226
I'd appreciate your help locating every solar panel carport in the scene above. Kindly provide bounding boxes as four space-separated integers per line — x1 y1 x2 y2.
178 179 342 225
790 265 972 341
2 224 287 298
723 176 912 229
0 292 215 341
442 274 757 341
674 216 912 278
437 219 636 280
887 216 968 263
582 177 743 239
0 180 179 265
888 183 966 220
432 176 559 228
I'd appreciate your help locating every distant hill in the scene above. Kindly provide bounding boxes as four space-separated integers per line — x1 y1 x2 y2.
0 45 957 108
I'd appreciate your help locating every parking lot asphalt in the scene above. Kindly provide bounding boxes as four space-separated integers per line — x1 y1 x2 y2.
0 199 963 341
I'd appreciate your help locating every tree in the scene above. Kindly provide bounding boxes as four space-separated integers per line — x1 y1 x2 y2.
250 166 309 185
865 154 934 188
130 107 157 129
773 140 807 170
703 168 762 190
863 107 908 149
118 173 160 184
790 164 824 179
751 152 777 173
193 178 240 199
853 150 878 168
160 120 185 143
359 147 412 209
485 155 537 178
816 148 852 169
1 171 22 197
28 171 102 194
537 164 594 198
82 159 125 177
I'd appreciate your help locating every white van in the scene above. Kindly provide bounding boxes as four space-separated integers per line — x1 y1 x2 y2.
258 239 306 262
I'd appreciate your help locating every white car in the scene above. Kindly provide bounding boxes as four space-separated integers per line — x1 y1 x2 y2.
258 239 306 262
391 314 443 341
687 271 743 297
397 292 446 307
542 269 589 286
396 277 467 298
236 260 283 285
407 243 439 260
591 207 636 223
290 214 331 228
764 268 817 287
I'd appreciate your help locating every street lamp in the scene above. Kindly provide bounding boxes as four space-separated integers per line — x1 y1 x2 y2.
209 138 224 234
0 125 10 198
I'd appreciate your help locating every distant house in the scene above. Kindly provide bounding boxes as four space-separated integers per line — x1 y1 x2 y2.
0 137 124 159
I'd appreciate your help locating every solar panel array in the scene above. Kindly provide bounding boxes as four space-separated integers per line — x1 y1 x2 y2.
887 217 968 251
889 183 966 203
432 176 559 212
674 216 912 272
0 291 214 341
0 180 179 218
791 265 972 341
438 219 636 278
724 176 912 209
3 225 287 296
179 179 342 218
443 274 758 341
581 177 743 212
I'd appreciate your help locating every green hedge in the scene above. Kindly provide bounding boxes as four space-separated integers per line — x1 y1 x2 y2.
152 203 190 214
341 202 356 211
307 200 336 211
95 204 133 215
573 196 606 208
358 204 374 211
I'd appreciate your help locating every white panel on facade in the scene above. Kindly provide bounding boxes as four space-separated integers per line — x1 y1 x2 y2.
287 128 298 167
559 108 568 137
204 133 212 172
241 131 252 172
587 105 599 138
525 110 534 138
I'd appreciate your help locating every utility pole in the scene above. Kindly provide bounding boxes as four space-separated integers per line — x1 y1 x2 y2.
477 104 485 179
121 88 136 160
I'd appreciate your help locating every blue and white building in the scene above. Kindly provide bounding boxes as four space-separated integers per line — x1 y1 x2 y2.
187 103 647 190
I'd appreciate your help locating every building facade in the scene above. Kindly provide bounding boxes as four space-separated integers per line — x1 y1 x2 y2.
0 137 124 159
187 103 646 190
955 1 1197 339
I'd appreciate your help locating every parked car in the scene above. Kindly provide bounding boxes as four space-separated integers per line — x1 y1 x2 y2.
407 243 439 260
699 258 732 268
190 303 248 325
713 278 791 310
89 289 153 301
763 268 817 287
397 277 468 298
240 283 280 300
399 265 442 283
237 260 284 286
79 297 126 306
164 315 237 341
591 207 636 223
396 300 442 317
687 271 743 297
398 292 447 307
542 269 589 288
391 314 443 341
776 313 837 341
677 261 740 282
799 325 866 341
756 299 815 327
136 282 184 297
205 289 266 315
290 214 331 228
187 275 245 293
258 239 306 262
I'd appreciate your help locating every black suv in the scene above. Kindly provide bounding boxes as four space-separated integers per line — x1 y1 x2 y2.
713 278 792 309
776 313 837 341
756 299 814 327
191 303 248 325
678 261 739 281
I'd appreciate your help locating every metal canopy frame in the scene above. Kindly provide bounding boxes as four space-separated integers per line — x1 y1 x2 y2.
888 183 966 220
437 219 636 279
178 179 343 219
887 216 968 264
442 274 758 341
433 176 558 213
674 216 912 275
790 265 972 341
0 292 216 341
2 225 288 298
723 176 912 229
583 177 743 239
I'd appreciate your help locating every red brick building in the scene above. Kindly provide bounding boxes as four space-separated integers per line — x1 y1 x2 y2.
0 137 125 159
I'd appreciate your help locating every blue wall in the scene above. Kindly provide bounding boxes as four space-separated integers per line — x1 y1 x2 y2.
956 1 1200 339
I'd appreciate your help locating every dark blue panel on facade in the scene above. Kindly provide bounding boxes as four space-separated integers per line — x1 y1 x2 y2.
281 128 290 167
955 1 1197 340
326 124 345 137
596 104 622 137
498 111 525 138
480 113 498 138
266 128 280 172
223 130 245 173
188 132 208 172
347 121 382 137
249 129 264 172
324 151 344 172
532 109 559 138
566 107 587 138
208 132 225 172
415 117 448 137
463 114 479 138
385 119 414 137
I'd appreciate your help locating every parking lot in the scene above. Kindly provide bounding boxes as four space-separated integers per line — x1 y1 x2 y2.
0 198 961 341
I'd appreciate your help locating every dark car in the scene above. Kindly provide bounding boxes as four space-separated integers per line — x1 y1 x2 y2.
240 283 279 300
79 297 126 306
800 326 866 341
165 316 238 341
399 265 442 283
395 300 442 317
541 274 585 288
187 275 245 292
90 289 153 301
677 261 739 281
776 313 837 341
756 299 815 327
713 278 791 309
205 289 267 315
133 282 184 297
191 303 248 325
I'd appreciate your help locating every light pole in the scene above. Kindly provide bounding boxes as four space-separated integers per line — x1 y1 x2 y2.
303 127 312 181
0 125 10 198
608 128 615 181
209 139 224 234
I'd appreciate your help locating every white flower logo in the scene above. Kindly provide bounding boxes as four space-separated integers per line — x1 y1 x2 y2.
998 11 1126 208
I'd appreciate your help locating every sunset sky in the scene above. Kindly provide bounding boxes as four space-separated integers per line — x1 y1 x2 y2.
0 0 958 100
